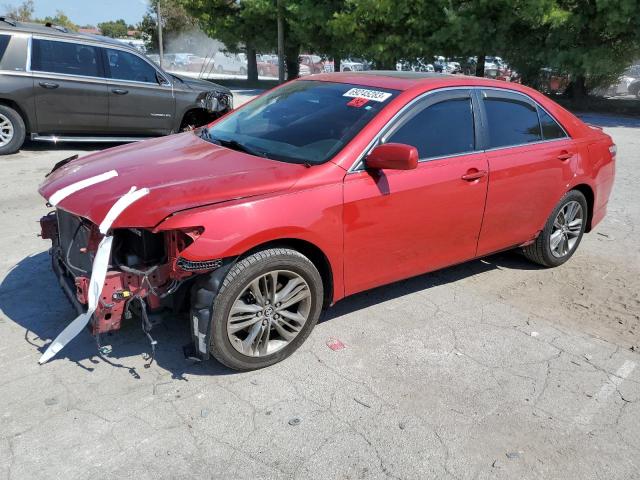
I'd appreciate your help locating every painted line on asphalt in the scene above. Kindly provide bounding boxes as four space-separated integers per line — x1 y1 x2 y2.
575 360 636 425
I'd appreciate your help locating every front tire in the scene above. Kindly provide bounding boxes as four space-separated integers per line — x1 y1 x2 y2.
194 248 323 371
0 105 25 155
523 190 588 267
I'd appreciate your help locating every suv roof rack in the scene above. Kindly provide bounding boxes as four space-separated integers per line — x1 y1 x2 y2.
44 22 68 33
0 16 17 27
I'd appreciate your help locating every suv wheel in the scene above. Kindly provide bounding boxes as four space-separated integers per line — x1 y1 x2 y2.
523 190 588 267
192 248 323 371
0 105 25 155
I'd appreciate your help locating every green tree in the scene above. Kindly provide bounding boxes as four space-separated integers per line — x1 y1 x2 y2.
41 10 78 30
98 19 128 38
542 0 640 96
3 0 33 21
138 0 196 53
179 0 277 81
331 0 443 69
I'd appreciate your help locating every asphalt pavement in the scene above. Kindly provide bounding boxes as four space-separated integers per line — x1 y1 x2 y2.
0 102 638 479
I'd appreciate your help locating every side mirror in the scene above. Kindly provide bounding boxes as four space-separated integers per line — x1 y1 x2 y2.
365 143 418 171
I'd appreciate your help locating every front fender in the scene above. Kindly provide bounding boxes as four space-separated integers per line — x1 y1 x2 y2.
156 182 345 302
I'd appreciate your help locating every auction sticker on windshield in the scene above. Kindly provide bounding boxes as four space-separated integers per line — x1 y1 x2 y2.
343 88 392 102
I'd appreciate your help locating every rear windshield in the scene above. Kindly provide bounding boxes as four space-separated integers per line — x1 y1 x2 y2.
207 80 399 164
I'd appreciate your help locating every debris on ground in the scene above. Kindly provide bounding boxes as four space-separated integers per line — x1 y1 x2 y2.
326 337 346 351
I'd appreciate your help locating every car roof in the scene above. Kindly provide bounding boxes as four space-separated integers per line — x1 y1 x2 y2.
0 18 133 48
304 70 534 95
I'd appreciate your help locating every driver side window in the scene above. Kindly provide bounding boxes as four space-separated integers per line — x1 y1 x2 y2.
387 97 475 160
105 48 158 84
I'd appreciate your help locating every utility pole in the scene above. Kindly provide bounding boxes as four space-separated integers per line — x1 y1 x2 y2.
157 1 164 69
277 0 285 82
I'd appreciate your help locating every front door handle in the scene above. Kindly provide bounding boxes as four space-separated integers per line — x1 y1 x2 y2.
557 151 573 161
39 81 59 89
461 169 487 181
112 88 129 95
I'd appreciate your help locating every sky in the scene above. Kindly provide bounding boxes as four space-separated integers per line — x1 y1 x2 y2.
3 0 150 27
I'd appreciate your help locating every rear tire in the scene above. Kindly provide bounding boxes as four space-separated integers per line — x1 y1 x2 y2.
193 248 323 371
0 105 25 155
522 190 588 267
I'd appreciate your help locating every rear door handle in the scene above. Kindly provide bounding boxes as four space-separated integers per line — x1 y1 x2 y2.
39 81 59 89
557 151 573 161
461 169 487 181
112 88 129 95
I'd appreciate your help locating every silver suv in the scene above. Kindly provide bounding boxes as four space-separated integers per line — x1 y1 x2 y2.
0 18 232 154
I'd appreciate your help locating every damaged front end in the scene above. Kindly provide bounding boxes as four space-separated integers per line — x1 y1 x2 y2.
40 208 214 359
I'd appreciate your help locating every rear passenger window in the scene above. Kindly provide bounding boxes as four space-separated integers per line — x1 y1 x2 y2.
105 48 158 83
539 108 567 140
484 97 541 148
0 35 10 62
31 39 101 77
387 97 475 159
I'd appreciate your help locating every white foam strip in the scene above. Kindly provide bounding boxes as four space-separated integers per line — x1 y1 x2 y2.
574 360 636 425
40 186 149 365
48 170 118 206
38 312 93 364
98 186 150 234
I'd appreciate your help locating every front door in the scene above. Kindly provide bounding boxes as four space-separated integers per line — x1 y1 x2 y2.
475 89 576 256
343 90 489 295
31 37 108 134
103 47 175 135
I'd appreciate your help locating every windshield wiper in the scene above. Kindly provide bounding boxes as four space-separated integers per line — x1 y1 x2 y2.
201 131 269 158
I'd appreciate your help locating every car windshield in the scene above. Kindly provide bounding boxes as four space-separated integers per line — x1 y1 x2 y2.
206 81 399 164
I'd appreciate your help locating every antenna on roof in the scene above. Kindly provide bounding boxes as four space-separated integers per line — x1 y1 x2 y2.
0 16 17 26
44 22 68 33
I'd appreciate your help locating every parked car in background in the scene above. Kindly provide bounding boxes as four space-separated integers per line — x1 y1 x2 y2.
628 78 640 99
0 19 232 154
38 72 615 370
214 51 247 75
340 58 364 72
299 54 324 74
167 53 206 72
257 54 278 77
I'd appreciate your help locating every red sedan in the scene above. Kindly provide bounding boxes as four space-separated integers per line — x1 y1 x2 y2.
38 72 616 370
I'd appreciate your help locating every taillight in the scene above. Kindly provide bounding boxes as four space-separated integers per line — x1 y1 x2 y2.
609 144 617 160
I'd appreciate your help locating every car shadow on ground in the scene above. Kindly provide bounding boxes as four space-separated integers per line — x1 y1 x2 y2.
0 249 540 377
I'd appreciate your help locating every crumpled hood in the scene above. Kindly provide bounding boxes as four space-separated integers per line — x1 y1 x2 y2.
172 74 231 94
39 132 306 229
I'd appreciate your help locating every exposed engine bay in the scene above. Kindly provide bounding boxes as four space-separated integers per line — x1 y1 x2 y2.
40 209 206 362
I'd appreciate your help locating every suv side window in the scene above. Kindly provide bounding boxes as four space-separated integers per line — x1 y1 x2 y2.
31 39 101 77
538 108 567 140
105 48 158 84
0 34 10 62
387 97 475 159
483 95 542 148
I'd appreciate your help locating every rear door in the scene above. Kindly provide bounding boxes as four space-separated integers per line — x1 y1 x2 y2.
476 89 575 255
30 37 108 134
343 89 489 295
102 47 175 135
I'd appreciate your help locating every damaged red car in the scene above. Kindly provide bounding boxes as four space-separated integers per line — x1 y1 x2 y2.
38 72 616 370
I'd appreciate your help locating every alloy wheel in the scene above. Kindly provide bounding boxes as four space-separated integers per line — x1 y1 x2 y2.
0 113 14 147
550 200 584 258
227 270 311 357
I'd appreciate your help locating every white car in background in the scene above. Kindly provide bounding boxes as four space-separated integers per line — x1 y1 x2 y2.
214 52 248 75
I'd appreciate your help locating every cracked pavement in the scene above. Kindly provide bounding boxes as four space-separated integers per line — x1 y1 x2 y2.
0 103 638 479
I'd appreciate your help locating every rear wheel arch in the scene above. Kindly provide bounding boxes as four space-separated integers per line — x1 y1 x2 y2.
570 184 594 232
0 98 31 133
